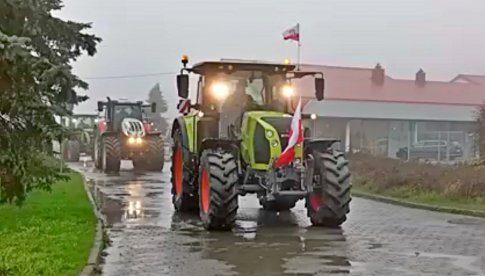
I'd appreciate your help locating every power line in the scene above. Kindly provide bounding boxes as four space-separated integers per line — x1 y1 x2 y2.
83 71 177 80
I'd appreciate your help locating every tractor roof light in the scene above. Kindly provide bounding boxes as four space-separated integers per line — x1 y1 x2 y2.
310 113 317 120
211 82 230 101
181 54 189 67
282 85 294 97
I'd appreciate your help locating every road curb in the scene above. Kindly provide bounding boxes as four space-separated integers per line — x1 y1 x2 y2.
352 190 485 218
74 169 106 276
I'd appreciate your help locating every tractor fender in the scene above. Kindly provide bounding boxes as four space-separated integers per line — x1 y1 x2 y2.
199 138 240 157
303 138 340 154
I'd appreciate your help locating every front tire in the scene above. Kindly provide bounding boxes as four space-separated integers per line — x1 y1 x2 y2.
94 136 102 169
306 150 351 227
171 130 198 212
199 149 239 231
147 135 165 171
102 136 121 173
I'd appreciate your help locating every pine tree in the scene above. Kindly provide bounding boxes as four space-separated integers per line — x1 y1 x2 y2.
0 0 101 204
146 83 169 134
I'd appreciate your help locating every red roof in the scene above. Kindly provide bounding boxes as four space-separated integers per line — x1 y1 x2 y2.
296 64 485 106
450 74 485 85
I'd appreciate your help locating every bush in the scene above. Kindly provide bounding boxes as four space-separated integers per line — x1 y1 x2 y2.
349 153 485 198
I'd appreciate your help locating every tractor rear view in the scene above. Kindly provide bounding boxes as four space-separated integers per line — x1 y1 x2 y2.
93 98 165 173
63 114 97 162
170 56 351 231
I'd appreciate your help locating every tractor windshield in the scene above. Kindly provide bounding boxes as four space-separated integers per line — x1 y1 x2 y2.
203 71 287 111
113 105 143 127
114 105 142 118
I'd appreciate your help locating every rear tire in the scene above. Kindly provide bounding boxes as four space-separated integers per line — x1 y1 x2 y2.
102 136 121 173
171 130 198 212
199 149 239 231
306 150 351 227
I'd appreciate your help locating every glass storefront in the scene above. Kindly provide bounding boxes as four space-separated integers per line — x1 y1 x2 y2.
311 118 478 162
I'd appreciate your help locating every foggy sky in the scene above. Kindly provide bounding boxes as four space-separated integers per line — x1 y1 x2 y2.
59 0 485 118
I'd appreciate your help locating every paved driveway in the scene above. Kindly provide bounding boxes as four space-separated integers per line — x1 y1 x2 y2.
73 162 485 276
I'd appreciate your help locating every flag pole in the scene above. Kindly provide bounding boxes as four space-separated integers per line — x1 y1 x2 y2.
297 23 301 71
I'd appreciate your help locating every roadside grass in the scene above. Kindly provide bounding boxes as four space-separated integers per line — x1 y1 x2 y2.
0 172 96 276
352 183 485 212
349 153 485 213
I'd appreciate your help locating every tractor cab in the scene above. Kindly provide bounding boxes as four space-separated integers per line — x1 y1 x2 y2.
176 59 325 156
97 98 156 133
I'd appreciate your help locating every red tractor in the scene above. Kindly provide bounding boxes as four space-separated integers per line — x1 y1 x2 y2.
93 98 165 173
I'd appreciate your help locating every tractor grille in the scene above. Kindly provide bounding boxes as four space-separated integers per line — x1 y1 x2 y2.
254 123 270 163
261 117 291 150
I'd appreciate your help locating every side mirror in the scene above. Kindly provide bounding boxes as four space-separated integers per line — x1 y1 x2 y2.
177 74 189 98
303 127 311 138
315 78 325 101
97 101 103 112
151 102 157 113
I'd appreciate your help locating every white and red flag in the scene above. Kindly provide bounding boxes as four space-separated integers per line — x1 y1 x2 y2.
274 98 303 167
282 24 300 42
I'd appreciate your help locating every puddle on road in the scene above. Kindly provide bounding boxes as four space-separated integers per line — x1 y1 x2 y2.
88 177 166 227
169 208 353 276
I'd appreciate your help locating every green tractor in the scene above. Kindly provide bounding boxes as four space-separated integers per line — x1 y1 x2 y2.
62 114 97 162
170 57 351 230
93 98 165 173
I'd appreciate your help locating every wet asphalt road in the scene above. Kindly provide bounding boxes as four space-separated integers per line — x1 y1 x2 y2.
72 162 485 276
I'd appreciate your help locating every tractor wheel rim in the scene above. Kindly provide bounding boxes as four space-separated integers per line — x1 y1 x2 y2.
174 147 183 196
201 169 210 214
309 193 321 211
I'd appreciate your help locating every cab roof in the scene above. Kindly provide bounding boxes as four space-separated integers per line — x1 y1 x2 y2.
190 61 296 75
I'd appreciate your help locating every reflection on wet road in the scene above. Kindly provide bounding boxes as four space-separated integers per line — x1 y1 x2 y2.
72 162 485 276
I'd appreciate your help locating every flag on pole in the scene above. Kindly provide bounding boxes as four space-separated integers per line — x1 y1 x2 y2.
282 24 300 42
274 98 303 167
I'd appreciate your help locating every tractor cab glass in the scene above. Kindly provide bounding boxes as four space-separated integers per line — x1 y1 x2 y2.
201 71 289 112
113 104 143 129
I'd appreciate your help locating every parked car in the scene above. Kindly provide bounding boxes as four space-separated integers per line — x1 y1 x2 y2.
396 140 463 161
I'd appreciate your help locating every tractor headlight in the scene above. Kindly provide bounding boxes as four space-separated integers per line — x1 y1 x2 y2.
266 130 274 138
128 137 136 144
282 85 294 97
211 82 230 100
135 137 142 144
271 140 279 147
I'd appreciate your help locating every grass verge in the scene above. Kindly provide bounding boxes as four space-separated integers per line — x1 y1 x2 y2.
353 180 485 213
0 172 96 276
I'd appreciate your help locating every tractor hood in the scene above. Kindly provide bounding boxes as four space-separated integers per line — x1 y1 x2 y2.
241 111 297 170
246 111 292 138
